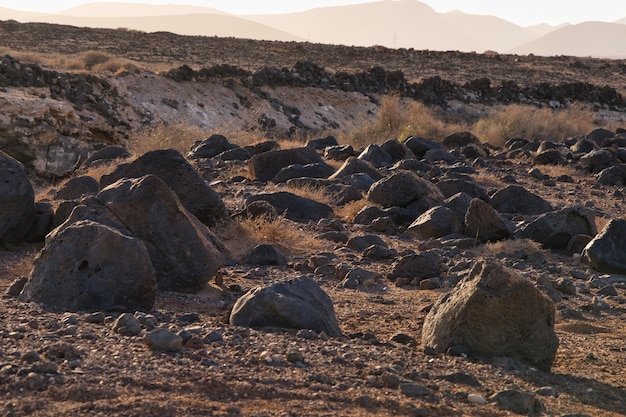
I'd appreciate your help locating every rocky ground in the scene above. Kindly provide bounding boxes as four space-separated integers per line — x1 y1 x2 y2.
1 20 626 417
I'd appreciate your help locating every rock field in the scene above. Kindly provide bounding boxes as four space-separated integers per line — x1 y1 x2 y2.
1 20 626 417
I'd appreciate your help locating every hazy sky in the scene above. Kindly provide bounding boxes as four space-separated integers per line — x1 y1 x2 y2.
1 0 625 26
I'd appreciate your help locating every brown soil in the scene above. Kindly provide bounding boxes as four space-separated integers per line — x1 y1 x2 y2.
1 20 626 417
2 21 626 90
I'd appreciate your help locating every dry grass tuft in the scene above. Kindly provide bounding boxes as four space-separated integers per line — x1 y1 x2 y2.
213 216 326 259
335 199 370 222
82 159 127 182
128 124 207 156
476 238 543 258
472 104 598 146
281 183 333 205
339 95 467 148
0 47 144 73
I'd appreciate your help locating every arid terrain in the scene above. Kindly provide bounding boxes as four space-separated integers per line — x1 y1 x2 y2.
1 21 626 417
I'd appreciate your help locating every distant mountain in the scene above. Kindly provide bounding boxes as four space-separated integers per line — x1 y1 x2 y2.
525 23 565 36
2 1 626 58
0 9 301 42
0 7 49 22
245 0 480 51
510 22 626 58
440 11 537 52
57 2 227 17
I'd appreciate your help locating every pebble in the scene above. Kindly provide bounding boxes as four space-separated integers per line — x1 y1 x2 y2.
296 329 317 340
205 330 224 343
490 389 545 415
85 312 106 324
144 328 183 353
597 285 618 297
399 382 430 397
467 393 487 405
113 313 141 336
390 333 414 345
286 351 305 364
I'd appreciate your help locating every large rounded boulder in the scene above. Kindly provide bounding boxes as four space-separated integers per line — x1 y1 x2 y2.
230 276 343 336
57 175 231 293
19 220 157 312
422 260 558 371
0 151 35 243
582 219 626 274
100 149 228 226
367 171 444 209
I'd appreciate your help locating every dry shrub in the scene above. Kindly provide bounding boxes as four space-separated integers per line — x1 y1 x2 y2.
339 94 467 147
282 183 332 205
128 124 207 155
82 159 126 181
81 50 113 70
219 129 269 147
472 104 597 146
399 101 467 141
3 251 36 280
595 216 611 233
475 238 542 258
376 93 407 134
214 216 325 259
335 199 369 222
94 59 141 74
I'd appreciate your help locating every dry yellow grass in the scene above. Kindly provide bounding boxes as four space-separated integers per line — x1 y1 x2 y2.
474 238 543 258
281 183 333 205
472 104 598 146
339 94 468 147
0 47 144 74
213 216 326 259
338 95 621 150
335 199 369 222
128 123 207 156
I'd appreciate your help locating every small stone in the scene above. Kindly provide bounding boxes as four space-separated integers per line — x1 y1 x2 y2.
597 285 618 297
528 168 547 180
134 312 158 330
570 270 589 280
490 389 545 415
205 330 224 343
177 313 200 323
144 328 183 352
20 351 42 364
399 382 430 397
201 358 219 367
467 393 487 405
85 312 106 324
286 352 305 364
391 333 415 345
4 276 28 298
381 372 401 389
296 329 318 340
113 313 141 336
442 372 480 386
557 278 577 296
354 395 376 409
419 277 441 290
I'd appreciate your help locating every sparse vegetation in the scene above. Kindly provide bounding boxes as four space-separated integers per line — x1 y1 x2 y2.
281 183 333 206
339 95 466 146
472 103 601 146
214 216 325 259
0 46 143 73
339 95 621 149
128 124 207 156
